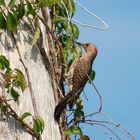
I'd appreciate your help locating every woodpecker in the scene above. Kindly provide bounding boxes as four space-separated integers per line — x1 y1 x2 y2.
54 43 98 120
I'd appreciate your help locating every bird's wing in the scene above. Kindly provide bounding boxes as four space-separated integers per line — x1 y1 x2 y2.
67 57 91 93
72 58 91 93
68 57 92 108
66 58 80 90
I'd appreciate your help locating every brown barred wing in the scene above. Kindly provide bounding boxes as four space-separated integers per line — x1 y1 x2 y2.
69 58 92 108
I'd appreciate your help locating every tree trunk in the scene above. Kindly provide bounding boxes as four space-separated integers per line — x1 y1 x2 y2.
0 8 61 140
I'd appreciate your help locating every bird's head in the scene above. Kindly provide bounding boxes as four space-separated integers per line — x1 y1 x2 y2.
83 43 98 57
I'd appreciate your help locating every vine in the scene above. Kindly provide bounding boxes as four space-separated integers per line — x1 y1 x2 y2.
0 0 135 140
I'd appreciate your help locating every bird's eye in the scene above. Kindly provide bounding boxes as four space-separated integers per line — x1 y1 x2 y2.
85 43 89 46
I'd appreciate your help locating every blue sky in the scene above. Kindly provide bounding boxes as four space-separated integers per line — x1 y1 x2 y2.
74 0 140 139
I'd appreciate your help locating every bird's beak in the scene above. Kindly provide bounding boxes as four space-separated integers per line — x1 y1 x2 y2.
76 42 87 50
82 44 87 50
76 42 84 46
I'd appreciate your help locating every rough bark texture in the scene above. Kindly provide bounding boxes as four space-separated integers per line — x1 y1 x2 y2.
0 10 61 140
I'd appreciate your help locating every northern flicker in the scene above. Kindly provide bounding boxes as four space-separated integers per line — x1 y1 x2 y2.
54 43 98 120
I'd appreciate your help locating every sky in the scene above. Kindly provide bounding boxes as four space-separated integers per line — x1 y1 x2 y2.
73 0 140 139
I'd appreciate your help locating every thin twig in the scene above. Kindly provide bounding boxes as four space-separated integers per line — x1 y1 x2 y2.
11 33 39 117
84 121 122 140
84 81 102 117
85 118 135 140
85 119 113 125
101 112 135 140
78 57 102 118
83 90 89 101
0 96 40 139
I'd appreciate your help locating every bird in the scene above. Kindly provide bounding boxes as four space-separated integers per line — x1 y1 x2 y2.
54 43 98 120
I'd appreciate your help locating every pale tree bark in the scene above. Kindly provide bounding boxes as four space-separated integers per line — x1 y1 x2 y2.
0 6 61 140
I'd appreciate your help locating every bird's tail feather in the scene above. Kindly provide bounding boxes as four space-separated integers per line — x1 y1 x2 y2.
54 92 72 121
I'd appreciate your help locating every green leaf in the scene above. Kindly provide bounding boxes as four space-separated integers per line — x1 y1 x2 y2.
32 27 40 45
75 44 82 57
13 69 27 91
59 34 71 45
74 98 84 120
66 37 73 48
0 0 5 5
11 87 20 101
0 12 6 29
56 26 63 34
62 0 76 17
64 126 83 137
53 17 70 33
4 69 12 90
33 116 45 134
70 0 76 17
71 23 79 39
5 83 11 93
5 68 12 76
88 70 96 83
6 12 18 31
0 103 8 112
27 2 36 16
71 45 82 63
71 49 77 60
76 98 84 111
63 46 70 66
8 0 15 8
21 112 32 120
0 55 10 70
18 0 25 19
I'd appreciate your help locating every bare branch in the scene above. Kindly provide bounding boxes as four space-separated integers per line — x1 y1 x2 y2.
0 96 40 139
84 121 122 140
101 112 135 140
